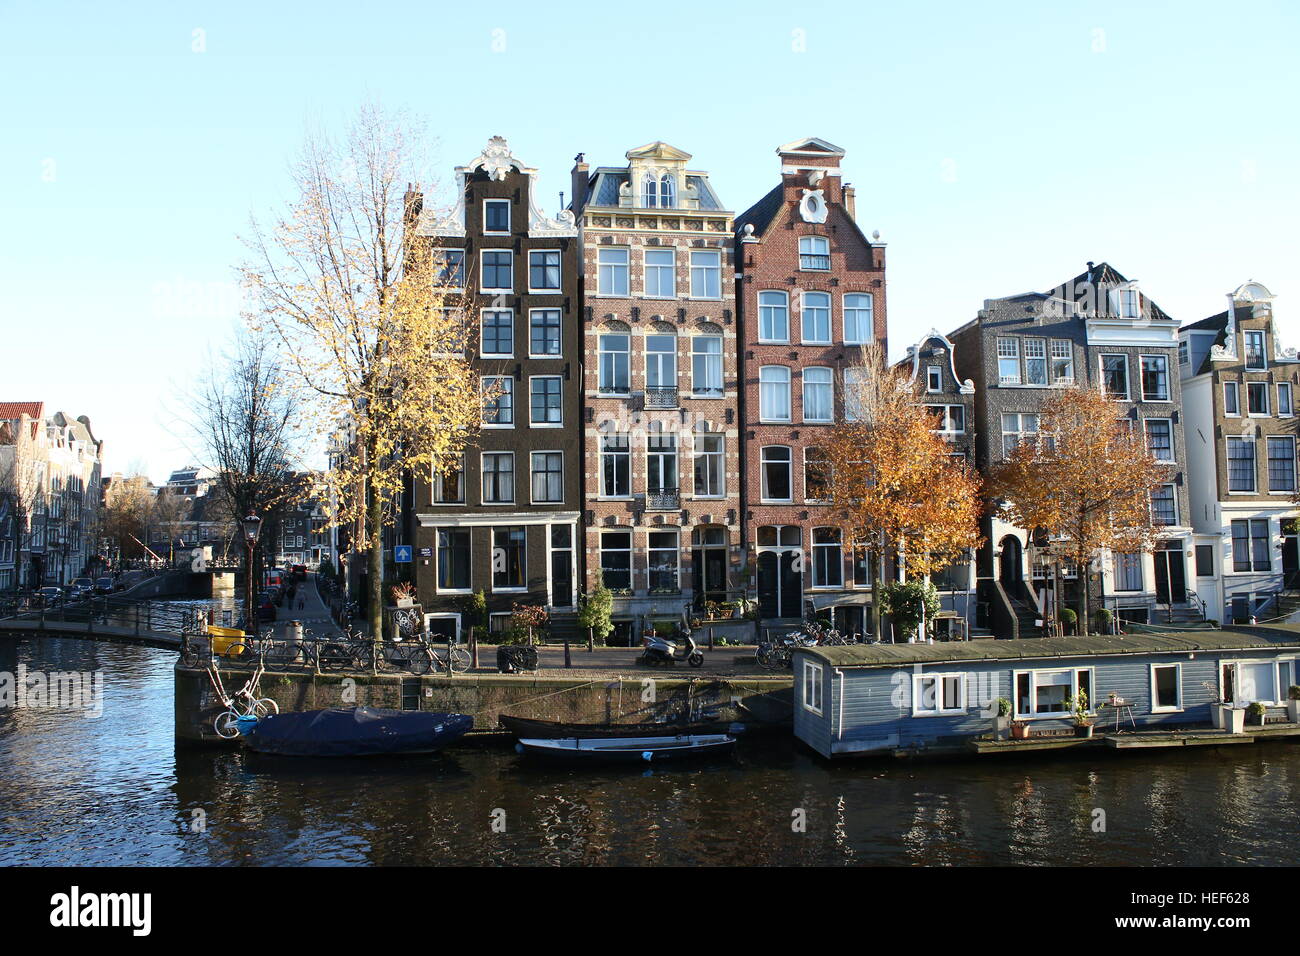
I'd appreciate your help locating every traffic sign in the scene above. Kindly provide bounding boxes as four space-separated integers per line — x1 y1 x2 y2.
394 545 413 563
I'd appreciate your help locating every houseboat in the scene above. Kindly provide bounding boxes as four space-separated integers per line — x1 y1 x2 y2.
793 628 1300 759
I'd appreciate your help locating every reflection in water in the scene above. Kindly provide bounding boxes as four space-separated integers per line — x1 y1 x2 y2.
0 636 1297 866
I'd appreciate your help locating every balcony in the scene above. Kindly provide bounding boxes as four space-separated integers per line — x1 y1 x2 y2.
645 488 680 511
645 386 679 409
799 254 831 271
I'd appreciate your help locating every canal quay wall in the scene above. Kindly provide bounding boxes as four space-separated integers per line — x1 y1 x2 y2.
175 664 793 744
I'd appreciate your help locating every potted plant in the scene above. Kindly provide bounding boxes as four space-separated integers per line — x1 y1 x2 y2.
1068 689 1094 738
1246 700 1267 726
1009 719 1030 740
1059 607 1077 636
992 697 1013 739
1094 607 1113 635
1289 685 1300 724
390 581 415 608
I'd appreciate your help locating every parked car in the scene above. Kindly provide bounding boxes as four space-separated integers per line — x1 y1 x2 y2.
94 577 115 594
35 587 64 608
70 578 95 598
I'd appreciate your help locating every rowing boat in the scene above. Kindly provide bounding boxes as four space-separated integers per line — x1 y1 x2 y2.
515 733 736 763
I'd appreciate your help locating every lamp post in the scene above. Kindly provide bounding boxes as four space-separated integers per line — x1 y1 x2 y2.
242 514 262 639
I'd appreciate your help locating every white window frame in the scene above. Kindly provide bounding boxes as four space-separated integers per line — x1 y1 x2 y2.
843 293 873 345
1278 382 1294 418
529 450 565 505
1050 339 1074 384
688 249 721 299
481 452 516 505
802 659 824 714
432 455 465 505
1143 417 1175 463
434 248 465 290
758 290 789 344
596 247 630 297
1149 662 1184 713
1223 381 1240 416
1243 330 1267 370
527 308 563 359
692 433 725 499
1247 380 1271 417
643 248 676 299
480 309 514 359
1023 337 1048 386
690 335 723 397
1151 483 1178 526
434 527 472 594
997 337 1021 385
647 528 680 593
598 333 630 395
527 249 562 294
926 366 942 393
801 367 833 423
482 199 511 235
810 527 843 589
528 375 563 428
1140 354 1171 402
801 291 831 345
912 673 966 717
1100 353 1129 400
479 249 513 294
760 365 792 422
482 376 514 428
760 445 794 503
1012 667 1095 719
798 235 830 271
491 525 527 593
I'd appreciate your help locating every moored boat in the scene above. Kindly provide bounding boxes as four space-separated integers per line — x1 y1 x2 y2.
498 713 739 739
240 707 472 757
516 733 736 763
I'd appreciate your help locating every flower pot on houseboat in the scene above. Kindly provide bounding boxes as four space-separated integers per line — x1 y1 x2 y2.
1223 707 1246 734
1288 699 1300 724
1073 722 1094 739
1009 721 1029 740
992 716 1012 740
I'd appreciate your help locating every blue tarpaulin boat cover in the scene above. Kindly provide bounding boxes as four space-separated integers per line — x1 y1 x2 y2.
241 707 473 757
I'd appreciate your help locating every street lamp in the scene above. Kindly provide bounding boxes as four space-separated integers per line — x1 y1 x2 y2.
242 514 262 639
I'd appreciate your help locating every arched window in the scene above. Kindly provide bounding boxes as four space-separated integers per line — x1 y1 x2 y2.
760 366 791 422
759 291 789 342
642 173 659 208
659 175 675 208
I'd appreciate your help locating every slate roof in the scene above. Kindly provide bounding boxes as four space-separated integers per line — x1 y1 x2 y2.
1050 262 1175 323
734 183 784 239
802 628 1300 669
581 169 725 211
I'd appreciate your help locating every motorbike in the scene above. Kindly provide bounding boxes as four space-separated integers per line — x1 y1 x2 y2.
637 624 704 668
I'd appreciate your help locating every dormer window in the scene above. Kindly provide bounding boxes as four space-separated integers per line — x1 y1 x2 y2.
798 236 830 271
642 173 675 208
926 366 942 392
484 199 510 234
1110 287 1141 319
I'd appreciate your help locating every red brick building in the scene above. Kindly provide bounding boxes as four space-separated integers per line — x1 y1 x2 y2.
733 138 887 632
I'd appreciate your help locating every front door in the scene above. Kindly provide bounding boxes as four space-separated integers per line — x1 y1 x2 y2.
999 536 1022 588
757 550 802 619
1153 543 1187 606
1283 519 1299 589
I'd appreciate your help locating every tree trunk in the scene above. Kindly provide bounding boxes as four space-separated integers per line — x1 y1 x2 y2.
367 489 384 641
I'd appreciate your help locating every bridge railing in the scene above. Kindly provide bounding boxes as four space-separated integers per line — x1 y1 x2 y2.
0 595 207 636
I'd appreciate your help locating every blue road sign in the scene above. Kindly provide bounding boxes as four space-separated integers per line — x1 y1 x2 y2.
394 545 413 563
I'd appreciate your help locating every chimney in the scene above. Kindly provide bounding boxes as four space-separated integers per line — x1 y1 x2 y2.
843 183 856 221
403 182 423 225
570 153 590 213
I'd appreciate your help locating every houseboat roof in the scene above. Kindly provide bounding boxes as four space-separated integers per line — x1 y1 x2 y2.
800 628 1300 669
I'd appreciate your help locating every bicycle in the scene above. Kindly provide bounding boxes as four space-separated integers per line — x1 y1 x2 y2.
209 658 280 739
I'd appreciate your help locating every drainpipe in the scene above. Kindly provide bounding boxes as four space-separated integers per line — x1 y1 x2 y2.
834 667 845 742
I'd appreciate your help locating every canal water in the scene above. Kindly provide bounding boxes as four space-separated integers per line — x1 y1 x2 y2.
1 636 1297 866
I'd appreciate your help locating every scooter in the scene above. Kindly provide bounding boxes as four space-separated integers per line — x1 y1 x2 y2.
638 624 704 668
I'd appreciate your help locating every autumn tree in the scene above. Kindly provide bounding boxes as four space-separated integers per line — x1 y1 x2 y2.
987 385 1169 632
240 103 482 639
824 345 984 640
0 417 42 587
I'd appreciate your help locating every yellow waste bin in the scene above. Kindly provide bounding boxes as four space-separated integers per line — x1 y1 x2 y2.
206 625 247 658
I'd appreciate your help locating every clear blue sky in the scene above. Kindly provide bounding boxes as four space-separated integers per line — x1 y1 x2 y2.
2 0 1297 482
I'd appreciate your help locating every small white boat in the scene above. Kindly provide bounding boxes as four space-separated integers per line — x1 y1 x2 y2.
516 733 736 763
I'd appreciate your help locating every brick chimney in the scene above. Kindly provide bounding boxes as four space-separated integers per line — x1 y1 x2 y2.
843 183 856 221
570 153 590 213
402 183 423 225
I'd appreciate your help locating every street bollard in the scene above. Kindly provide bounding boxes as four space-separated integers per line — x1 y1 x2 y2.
564 640 571 669
587 626 593 652
470 628 478 669
708 627 714 651
446 636 454 676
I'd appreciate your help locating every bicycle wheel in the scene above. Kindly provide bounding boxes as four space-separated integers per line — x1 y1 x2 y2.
253 698 279 717
407 648 432 676
449 646 470 674
213 710 241 739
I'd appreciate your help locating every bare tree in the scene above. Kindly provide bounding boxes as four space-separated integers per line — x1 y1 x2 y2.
0 417 44 588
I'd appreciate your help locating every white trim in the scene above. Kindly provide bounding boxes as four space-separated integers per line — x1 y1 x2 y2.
528 450 565 506
480 451 516 505
912 672 966 717
478 249 513 294
527 374 564 428
482 198 511 236
526 249 563 295
1149 662 1184 713
802 659 824 715
416 511 580 529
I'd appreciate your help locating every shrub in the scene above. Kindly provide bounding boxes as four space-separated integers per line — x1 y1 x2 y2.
879 580 941 641
577 571 614 645
1094 608 1113 633
996 697 1012 717
1289 685 1300 702
1247 701 1267 723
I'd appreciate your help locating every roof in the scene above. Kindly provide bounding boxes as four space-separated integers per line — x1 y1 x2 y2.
1051 261 1175 323
0 402 43 422
734 183 784 238
800 628 1300 669
582 168 725 212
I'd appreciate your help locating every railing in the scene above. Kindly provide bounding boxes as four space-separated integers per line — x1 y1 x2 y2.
799 254 830 271
644 386 678 409
0 594 207 637
645 488 680 511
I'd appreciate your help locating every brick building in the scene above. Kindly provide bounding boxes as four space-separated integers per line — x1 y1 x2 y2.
409 137 582 639
733 138 886 634
570 142 741 643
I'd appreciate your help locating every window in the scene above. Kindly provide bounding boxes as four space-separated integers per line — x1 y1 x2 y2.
843 293 873 344
811 528 843 588
760 366 792 421
802 660 823 714
598 333 630 394
644 249 675 297
693 434 724 497
759 291 789 342
528 250 561 291
600 530 632 591
1141 355 1169 401
481 310 513 357
1014 668 1093 718
482 376 513 426
1268 436 1296 492
926 405 965 434
1195 544 1214 577
529 309 561 357
436 529 470 591
1178 339 1189 366
1111 287 1141 318
433 456 464 504
1001 412 1039 457
914 674 965 716
691 335 723 395
529 377 562 426
434 249 465 289
1144 419 1174 462
1101 354 1129 399
1114 552 1143 591
1024 338 1048 386
1247 381 1269 416
483 200 510 234
492 527 525 590
689 250 721 298
648 530 679 592
926 366 942 392
761 446 793 501
645 334 677 393
481 250 512 291
1244 330 1266 370
531 452 564 504
802 292 831 344
802 367 833 422
1151 484 1177 526
1279 383 1294 416
804 446 831 501
1231 518 1271 572
798 235 830 270
844 367 867 421
482 453 515 503
600 434 630 497
997 337 1020 385
642 173 674 208
647 433 678 498
1227 437 1256 492
597 248 629 296
1050 340 1074 384
1223 381 1240 416
1151 664 1182 712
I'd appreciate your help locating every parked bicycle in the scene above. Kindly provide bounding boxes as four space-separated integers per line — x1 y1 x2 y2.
209 658 279 739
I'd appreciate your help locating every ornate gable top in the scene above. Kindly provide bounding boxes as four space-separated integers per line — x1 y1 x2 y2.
776 136 846 158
